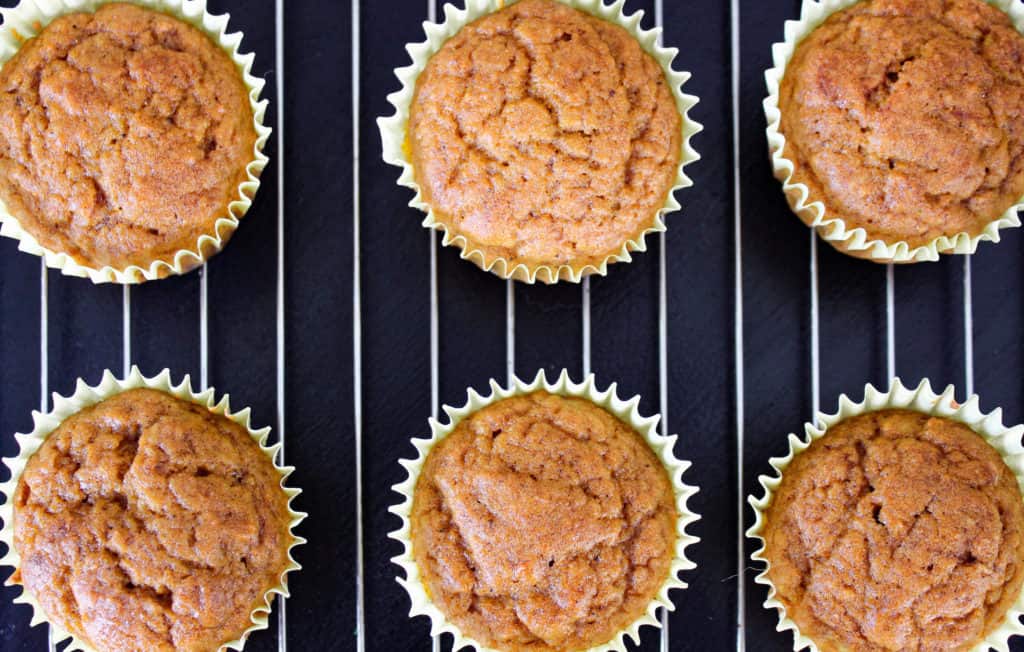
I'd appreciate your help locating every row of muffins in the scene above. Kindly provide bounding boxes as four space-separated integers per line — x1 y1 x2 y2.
376 8 1024 649
4 0 1024 283
380 2 1024 647
5 365 1024 652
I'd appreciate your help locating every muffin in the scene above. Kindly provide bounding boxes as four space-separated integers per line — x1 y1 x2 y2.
3 383 299 652
393 374 697 652
770 0 1024 261
383 0 699 283
752 397 1024 651
0 2 265 282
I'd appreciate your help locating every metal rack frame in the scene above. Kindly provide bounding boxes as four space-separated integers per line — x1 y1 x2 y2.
337 1 983 651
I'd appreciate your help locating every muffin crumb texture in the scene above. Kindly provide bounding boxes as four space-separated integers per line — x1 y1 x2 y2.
764 410 1024 651
779 0 1024 246
0 3 256 269
411 391 678 652
11 388 293 652
409 0 681 273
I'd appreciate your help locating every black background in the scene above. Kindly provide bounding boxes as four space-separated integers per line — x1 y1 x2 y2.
0 0 1022 650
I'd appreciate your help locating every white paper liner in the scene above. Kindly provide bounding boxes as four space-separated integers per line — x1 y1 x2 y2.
747 378 1024 651
765 0 1024 263
389 369 700 651
0 0 271 283
0 367 306 652
378 0 702 284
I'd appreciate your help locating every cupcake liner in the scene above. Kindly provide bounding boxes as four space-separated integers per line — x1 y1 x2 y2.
0 366 306 652
764 0 1024 263
747 378 1024 652
0 0 271 284
389 369 700 651
378 0 702 284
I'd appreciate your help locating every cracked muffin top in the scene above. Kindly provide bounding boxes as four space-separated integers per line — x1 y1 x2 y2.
408 0 682 276
0 3 256 270
763 409 1024 652
10 388 293 652
410 391 678 652
779 0 1024 248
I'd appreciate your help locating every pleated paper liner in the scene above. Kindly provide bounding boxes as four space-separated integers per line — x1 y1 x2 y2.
765 0 1024 263
0 0 270 283
378 0 701 284
0 367 306 651
389 369 700 651
747 378 1024 651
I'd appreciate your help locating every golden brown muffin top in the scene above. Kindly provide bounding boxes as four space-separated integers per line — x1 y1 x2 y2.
0 3 256 270
779 0 1024 247
409 0 681 274
11 388 293 652
410 391 678 652
763 409 1024 652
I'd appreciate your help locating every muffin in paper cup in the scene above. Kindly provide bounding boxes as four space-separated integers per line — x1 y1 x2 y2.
0 0 270 284
747 378 1024 651
0 367 305 652
765 0 1024 263
389 369 700 651
378 0 701 284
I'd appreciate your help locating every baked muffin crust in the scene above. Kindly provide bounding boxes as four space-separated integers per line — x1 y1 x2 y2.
409 0 681 274
764 410 1024 651
0 3 256 270
410 391 678 652
779 0 1024 247
11 389 293 652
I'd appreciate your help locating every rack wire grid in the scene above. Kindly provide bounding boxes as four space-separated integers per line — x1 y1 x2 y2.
0 0 1021 651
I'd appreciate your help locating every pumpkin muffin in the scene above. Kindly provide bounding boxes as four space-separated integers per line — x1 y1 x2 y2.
9 388 293 652
778 0 1024 253
763 409 1024 651
0 3 257 272
410 391 679 652
408 0 682 278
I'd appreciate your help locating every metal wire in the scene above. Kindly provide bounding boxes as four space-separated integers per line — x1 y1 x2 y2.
730 0 746 647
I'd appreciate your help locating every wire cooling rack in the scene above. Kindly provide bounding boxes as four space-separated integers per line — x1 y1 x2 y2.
1 0 1019 651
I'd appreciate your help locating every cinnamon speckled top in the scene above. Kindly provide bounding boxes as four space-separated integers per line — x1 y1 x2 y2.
410 391 678 652
408 0 681 275
779 0 1024 247
11 389 293 652
763 410 1024 651
0 3 256 270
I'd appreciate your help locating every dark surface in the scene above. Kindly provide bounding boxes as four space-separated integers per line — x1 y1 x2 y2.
0 0 1021 651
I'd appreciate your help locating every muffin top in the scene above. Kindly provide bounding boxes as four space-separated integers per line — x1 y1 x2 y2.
763 409 1024 651
779 0 1024 247
410 391 678 652
10 389 293 652
409 0 682 274
0 3 256 270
